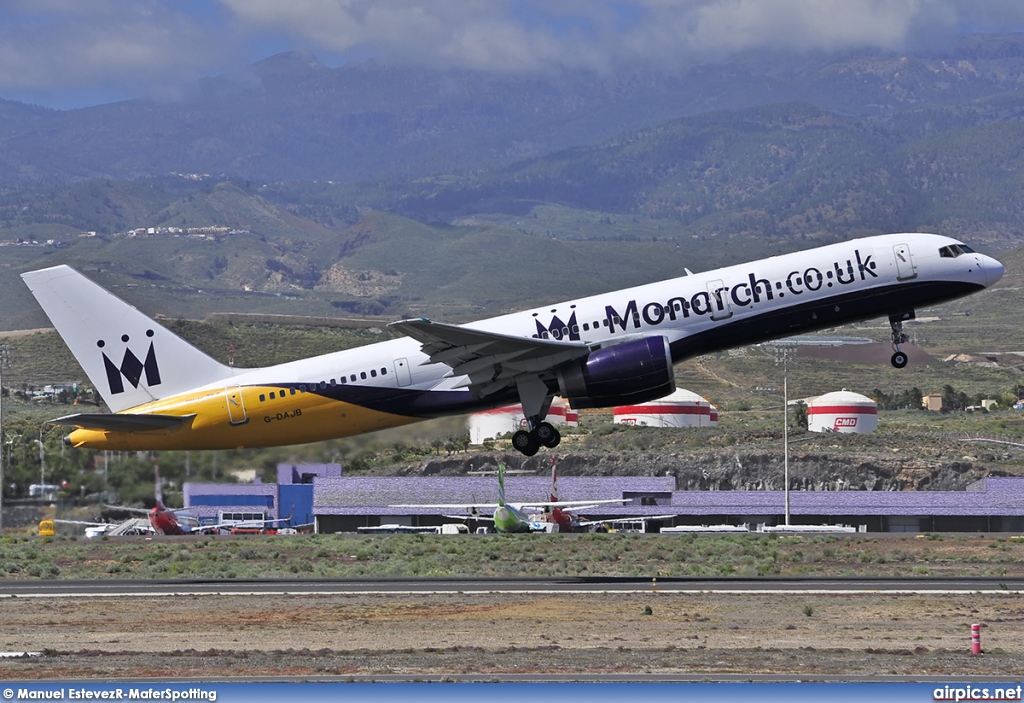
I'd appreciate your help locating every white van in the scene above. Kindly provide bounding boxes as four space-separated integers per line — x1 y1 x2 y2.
440 523 469 535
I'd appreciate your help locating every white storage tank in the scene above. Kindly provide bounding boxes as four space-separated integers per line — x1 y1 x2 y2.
613 388 717 428
468 397 569 444
807 390 877 434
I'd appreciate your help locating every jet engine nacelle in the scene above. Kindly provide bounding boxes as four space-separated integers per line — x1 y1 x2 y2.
556 336 675 409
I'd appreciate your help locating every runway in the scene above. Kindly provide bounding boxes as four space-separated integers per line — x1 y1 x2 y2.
3 576 1023 683
2 575 1023 597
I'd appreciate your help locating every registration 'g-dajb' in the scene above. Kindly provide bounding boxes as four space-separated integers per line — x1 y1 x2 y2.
22 233 1003 456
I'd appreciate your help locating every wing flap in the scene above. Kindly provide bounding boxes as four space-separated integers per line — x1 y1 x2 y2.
391 318 591 359
389 318 598 397
49 413 196 432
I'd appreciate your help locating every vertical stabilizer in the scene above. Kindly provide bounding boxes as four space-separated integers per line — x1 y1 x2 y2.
549 458 559 502
154 455 165 510
21 265 234 413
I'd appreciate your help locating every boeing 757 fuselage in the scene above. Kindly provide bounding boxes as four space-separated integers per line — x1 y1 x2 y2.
21 233 1003 456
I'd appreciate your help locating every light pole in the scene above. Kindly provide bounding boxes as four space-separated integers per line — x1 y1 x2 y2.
783 350 790 526
37 426 46 497
0 343 9 532
773 344 793 527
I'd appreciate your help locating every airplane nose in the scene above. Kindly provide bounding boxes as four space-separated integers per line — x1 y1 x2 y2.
983 256 1005 287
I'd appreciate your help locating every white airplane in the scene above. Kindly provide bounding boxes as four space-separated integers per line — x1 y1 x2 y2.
21 233 1002 456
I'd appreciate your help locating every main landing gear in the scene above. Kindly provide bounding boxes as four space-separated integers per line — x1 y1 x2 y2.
511 376 562 456
888 312 913 369
512 420 561 457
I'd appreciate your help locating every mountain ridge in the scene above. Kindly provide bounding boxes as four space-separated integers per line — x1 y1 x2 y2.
5 34 1024 187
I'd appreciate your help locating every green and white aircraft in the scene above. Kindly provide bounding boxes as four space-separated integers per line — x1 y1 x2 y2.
392 462 628 533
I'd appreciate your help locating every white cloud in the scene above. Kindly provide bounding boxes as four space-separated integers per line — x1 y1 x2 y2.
612 0 945 63
0 0 232 103
1 0 1024 107
221 0 1024 71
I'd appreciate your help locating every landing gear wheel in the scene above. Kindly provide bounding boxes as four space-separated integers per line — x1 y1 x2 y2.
533 421 561 448
512 429 540 456
890 351 908 369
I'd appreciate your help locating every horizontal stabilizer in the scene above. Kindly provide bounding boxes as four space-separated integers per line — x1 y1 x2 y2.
49 413 196 432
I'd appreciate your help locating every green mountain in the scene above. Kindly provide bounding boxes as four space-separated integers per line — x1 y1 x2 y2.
4 35 1024 187
6 97 1024 330
349 102 1024 250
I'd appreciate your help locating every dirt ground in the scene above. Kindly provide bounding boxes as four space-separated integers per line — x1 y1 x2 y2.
1 590 1023 680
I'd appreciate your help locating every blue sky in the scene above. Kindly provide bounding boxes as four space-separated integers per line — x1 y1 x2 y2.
2 0 1024 110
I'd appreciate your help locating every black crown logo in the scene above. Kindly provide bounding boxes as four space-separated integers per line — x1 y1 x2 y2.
97 330 161 395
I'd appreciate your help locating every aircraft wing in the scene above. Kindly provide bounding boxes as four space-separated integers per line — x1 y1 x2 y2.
192 511 300 534
444 513 495 523
515 499 629 511
576 514 681 527
49 413 196 432
356 525 447 533
101 504 199 519
390 502 497 513
392 499 626 512
389 318 597 396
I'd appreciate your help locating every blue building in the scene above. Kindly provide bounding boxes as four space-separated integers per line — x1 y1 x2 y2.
184 463 341 528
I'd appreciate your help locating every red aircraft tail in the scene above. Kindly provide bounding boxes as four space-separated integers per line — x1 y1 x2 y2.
154 455 165 510
148 454 185 534
549 458 559 502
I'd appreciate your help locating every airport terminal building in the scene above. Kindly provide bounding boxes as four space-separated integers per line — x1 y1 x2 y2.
184 466 1024 533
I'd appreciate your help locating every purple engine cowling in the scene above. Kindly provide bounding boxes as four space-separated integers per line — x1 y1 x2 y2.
556 336 675 409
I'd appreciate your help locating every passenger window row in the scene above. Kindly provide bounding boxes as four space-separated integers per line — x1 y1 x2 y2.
257 366 389 402
532 316 626 340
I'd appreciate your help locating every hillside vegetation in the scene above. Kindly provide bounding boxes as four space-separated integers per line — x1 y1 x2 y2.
4 94 1024 328
3 36 1024 329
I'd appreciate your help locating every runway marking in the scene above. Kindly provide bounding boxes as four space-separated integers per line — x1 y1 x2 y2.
3 588 1024 598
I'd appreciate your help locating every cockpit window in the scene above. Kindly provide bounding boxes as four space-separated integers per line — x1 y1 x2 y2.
939 244 974 258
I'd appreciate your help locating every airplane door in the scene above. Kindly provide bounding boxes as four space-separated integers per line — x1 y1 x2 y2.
707 279 733 321
394 358 412 387
224 385 248 425
893 243 917 281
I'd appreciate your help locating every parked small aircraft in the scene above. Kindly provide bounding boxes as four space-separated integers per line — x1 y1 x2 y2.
48 461 295 536
22 234 1002 456
534 460 680 532
390 462 634 533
